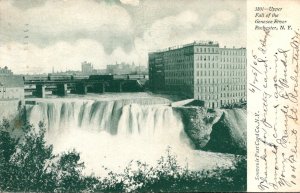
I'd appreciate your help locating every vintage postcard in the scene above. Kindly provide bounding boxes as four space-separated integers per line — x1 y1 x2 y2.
0 0 298 192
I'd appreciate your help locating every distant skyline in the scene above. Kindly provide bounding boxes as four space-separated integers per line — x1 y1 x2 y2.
0 0 246 74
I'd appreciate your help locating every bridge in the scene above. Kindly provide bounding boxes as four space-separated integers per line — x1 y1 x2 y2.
24 75 147 98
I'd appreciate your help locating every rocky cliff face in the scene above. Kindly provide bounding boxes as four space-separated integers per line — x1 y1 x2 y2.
175 107 221 149
204 109 247 155
176 107 246 155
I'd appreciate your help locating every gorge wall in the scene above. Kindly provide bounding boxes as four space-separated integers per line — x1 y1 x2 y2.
176 107 247 155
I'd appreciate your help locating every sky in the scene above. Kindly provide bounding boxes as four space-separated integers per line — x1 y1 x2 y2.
0 0 246 74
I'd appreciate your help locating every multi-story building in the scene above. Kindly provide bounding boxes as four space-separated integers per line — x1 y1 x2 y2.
81 61 94 74
0 75 24 101
0 75 24 119
218 47 247 108
148 41 246 108
148 53 165 90
106 62 148 75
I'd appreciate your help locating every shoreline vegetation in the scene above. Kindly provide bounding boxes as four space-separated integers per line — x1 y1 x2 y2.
0 118 246 192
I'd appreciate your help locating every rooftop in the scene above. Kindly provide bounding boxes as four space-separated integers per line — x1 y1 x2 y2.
220 46 246 50
149 41 246 54
150 41 219 53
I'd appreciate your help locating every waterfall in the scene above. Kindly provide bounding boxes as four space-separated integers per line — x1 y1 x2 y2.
26 98 235 176
28 100 118 134
27 99 182 136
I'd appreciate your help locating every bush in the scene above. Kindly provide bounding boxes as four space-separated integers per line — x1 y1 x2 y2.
95 147 246 192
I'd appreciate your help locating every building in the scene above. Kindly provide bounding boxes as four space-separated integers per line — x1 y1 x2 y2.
106 62 147 75
0 74 25 119
81 61 94 74
0 75 24 101
148 41 246 108
0 66 13 75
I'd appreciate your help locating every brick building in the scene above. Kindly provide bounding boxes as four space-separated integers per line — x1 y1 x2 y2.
148 41 246 108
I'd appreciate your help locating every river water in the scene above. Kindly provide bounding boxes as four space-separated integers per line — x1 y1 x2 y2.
26 93 235 176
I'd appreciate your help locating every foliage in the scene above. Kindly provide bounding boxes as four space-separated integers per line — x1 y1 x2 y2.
95 147 246 192
0 119 246 192
0 119 97 192
0 119 19 191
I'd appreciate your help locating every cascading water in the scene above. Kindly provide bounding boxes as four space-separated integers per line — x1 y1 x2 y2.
26 97 235 176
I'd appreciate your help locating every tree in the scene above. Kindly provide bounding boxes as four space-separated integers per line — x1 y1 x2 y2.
0 119 18 191
55 150 88 192
7 122 57 192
